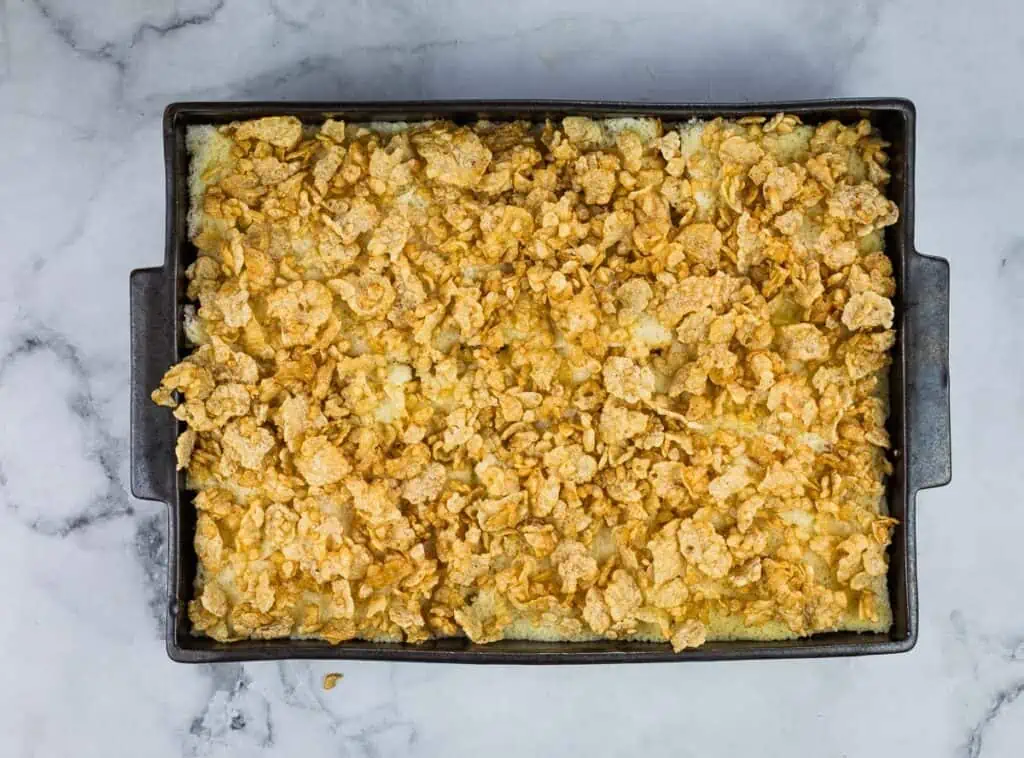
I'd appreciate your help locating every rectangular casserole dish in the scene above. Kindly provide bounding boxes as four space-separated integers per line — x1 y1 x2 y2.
131 99 950 663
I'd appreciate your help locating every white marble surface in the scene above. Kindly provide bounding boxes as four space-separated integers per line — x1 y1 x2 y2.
0 0 1020 755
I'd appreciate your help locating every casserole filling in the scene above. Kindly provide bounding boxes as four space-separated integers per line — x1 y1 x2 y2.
153 114 898 650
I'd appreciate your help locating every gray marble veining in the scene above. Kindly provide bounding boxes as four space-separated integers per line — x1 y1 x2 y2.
0 0 1019 755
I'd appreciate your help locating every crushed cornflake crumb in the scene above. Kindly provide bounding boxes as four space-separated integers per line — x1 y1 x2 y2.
159 114 899 652
322 672 344 690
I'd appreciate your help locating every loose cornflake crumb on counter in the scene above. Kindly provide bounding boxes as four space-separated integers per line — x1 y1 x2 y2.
156 113 900 652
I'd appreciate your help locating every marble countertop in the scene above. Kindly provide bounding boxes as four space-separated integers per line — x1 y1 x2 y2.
1 0 1020 755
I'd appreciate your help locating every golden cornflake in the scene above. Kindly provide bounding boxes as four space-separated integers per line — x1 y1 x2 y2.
161 114 899 651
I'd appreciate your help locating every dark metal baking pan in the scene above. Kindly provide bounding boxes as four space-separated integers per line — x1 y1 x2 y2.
131 99 950 663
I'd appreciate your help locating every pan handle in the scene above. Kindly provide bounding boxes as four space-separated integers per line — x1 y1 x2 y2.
905 252 952 493
130 267 176 503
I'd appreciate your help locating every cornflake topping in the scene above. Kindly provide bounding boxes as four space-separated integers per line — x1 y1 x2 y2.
158 114 899 651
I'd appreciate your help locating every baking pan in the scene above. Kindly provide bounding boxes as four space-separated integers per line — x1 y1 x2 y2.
131 99 950 663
